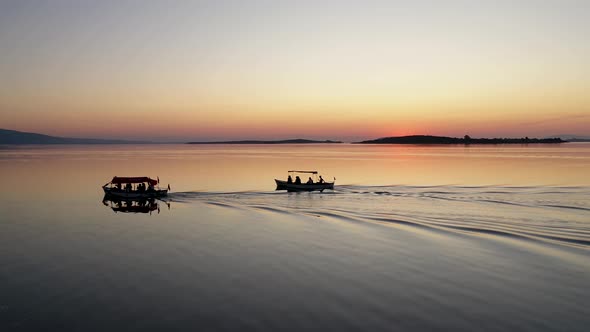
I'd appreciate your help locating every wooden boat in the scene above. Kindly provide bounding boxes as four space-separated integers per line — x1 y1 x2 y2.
102 176 169 198
275 170 335 192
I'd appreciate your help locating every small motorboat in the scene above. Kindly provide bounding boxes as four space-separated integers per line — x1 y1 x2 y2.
102 176 169 198
275 170 335 192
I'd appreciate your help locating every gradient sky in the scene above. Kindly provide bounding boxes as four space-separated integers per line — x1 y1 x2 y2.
1 0 589 141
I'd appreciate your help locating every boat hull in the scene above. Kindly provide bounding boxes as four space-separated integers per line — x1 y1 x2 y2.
103 186 168 198
275 179 334 192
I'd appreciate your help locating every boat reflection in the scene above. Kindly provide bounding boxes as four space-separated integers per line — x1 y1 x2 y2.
102 195 169 214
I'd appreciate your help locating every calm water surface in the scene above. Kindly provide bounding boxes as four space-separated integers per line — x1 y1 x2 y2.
1 144 589 331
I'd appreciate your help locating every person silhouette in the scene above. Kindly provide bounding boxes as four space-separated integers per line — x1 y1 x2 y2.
287 175 293 184
307 177 313 184
318 175 324 183
295 176 301 184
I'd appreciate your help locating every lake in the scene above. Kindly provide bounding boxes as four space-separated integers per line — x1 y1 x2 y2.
1 143 589 331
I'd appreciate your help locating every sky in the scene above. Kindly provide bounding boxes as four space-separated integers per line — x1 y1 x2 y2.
1 0 589 142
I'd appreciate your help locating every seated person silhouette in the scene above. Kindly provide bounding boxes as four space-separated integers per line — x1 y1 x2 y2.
306 177 314 184
318 175 325 183
287 175 293 184
295 176 301 184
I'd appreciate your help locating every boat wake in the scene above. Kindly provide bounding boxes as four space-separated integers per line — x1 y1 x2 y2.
169 185 590 250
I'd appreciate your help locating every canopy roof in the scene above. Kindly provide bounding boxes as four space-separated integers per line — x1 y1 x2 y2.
288 170 318 174
111 176 158 185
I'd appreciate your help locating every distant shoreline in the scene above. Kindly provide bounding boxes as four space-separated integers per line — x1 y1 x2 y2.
3 128 586 145
357 135 566 145
187 139 342 144
0 128 150 145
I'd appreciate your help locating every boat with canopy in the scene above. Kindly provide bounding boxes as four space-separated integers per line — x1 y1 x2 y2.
102 176 169 198
275 170 335 192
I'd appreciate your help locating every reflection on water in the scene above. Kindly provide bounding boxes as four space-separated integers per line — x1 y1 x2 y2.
1 144 589 331
102 195 170 214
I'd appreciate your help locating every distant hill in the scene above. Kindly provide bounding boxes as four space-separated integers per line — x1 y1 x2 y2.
0 129 147 144
547 134 590 142
358 135 565 144
187 139 342 144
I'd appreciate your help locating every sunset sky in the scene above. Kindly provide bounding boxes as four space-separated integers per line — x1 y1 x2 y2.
1 0 589 141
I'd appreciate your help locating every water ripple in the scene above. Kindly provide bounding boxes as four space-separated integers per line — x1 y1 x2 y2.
168 185 590 250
